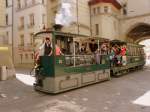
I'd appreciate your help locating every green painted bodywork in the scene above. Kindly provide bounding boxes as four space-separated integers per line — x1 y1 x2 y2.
39 55 110 77
111 46 145 74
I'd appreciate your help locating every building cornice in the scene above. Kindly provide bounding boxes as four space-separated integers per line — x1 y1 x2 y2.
120 13 150 20
88 0 122 10
16 3 45 12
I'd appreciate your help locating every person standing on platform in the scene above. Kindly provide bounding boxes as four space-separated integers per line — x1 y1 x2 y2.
35 37 53 61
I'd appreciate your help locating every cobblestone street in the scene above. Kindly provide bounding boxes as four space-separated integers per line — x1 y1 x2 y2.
0 67 150 112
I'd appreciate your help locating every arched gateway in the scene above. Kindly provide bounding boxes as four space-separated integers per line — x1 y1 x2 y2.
121 13 150 43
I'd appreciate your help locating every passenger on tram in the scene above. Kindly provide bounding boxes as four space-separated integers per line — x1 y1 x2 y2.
55 44 63 56
112 45 120 66
80 43 87 54
35 37 53 60
75 42 80 54
34 37 53 67
121 44 127 66
111 44 127 66
89 39 98 53
101 43 108 55
95 48 101 64
110 46 115 67
43 37 53 56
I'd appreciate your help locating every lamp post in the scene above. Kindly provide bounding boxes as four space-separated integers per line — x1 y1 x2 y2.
76 0 79 34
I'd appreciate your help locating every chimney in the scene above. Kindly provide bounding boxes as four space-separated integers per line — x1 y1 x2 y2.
53 24 63 31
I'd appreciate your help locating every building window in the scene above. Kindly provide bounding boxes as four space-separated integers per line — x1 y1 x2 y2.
29 14 35 26
104 6 108 13
17 0 21 9
4 32 9 44
30 33 34 45
31 53 34 59
93 8 96 15
6 14 8 25
20 35 24 46
6 0 8 7
25 0 27 7
122 4 127 15
42 14 46 24
6 32 9 38
42 0 45 4
19 17 24 29
25 54 28 59
95 24 99 35
32 0 35 4
97 7 100 14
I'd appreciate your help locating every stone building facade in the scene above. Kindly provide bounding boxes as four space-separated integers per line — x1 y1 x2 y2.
0 0 6 44
12 0 47 64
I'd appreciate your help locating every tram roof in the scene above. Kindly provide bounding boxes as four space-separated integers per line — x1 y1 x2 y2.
110 39 126 44
34 30 109 41
111 39 145 47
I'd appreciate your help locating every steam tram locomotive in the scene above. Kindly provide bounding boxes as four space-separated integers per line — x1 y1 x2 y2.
33 31 145 94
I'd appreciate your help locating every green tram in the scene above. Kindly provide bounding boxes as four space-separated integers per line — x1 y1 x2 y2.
110 40 145 76
33 31 110 93
33 31 145 93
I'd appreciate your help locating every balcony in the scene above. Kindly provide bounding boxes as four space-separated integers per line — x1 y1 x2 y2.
16 1 42 11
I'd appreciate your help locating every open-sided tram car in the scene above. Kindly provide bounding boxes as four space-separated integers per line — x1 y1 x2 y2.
33 31 110 93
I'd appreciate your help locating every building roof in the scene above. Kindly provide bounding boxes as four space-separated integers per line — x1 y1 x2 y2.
88 0 122 10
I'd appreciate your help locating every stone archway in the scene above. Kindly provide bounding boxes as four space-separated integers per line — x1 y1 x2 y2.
120 13 150 41
126 23 150 43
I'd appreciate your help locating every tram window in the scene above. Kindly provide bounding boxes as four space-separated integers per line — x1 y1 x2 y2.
64 39 109 67
55 37 74 55
137 47 139 55
134 47 136 56
135 47 137 56
133 47 135 56
127 46 129 56
128 46 131 56
136 48 138 55
131 47 134 56
132 47 134 56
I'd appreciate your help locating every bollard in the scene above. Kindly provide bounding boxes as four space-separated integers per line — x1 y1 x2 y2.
0 66 7 81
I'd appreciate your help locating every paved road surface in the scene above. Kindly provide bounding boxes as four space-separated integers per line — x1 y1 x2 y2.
0 67 150 112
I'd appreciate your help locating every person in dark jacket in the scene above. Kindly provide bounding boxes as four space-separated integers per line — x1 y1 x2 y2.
44 37 52 56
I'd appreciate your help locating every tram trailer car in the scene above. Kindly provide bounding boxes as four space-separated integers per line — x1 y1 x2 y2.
110 41 145 76
33 31 111 94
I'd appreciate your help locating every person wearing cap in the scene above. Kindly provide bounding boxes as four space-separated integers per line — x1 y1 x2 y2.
36 37 52 58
